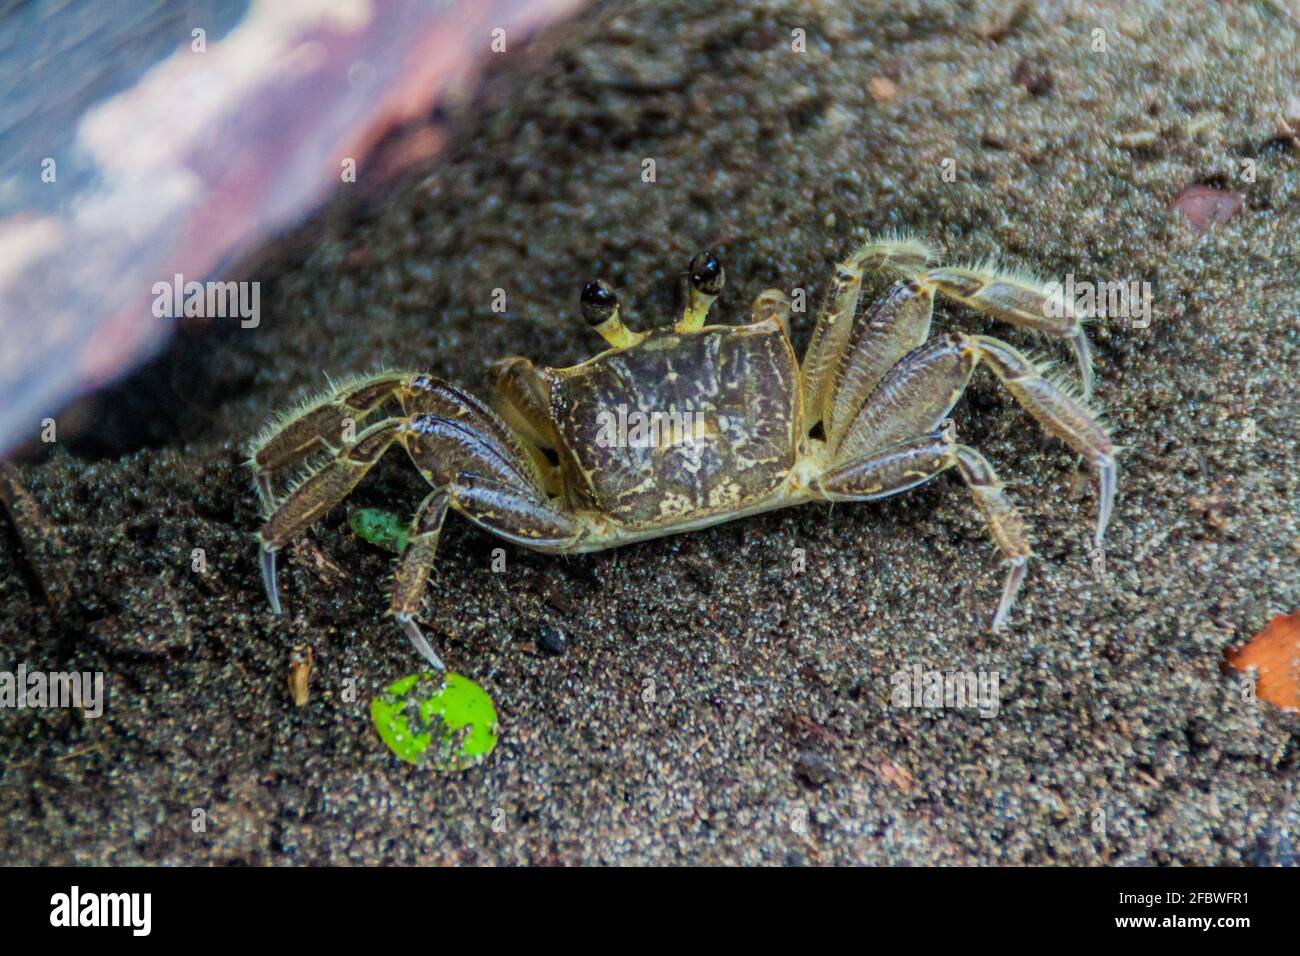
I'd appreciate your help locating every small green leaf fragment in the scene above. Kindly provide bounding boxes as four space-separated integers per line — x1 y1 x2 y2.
349 508 410 553
370 672 499 770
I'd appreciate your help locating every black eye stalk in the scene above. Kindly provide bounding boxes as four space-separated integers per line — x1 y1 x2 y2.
689 251 725 296
679 251 725 330
581 278 642 348
580 279 618 326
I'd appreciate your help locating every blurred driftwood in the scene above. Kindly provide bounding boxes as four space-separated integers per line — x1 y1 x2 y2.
0 0 585 456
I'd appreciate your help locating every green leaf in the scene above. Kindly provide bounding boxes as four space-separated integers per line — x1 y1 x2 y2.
370 672 499 770
348 508 410 553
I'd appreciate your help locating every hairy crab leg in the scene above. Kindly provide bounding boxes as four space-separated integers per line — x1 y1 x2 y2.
917 264 1095 400
832 331 1115 547
822 278 935 449
257 417 408 613
390 474 582 668
969 335 1116 546
818 434 1032 631
801 234 938 430
245 372 410 513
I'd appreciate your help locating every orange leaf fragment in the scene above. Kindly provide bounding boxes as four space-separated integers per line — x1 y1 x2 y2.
868 77 897 102
1225 611 1300 711
1171 184 1243 232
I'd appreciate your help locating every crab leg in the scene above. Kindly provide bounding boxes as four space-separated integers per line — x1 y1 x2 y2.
441 473 583 548
968 335 1115 546
390 474 582 668
246 371 409 512
819 434 1032 630
391 490 451 668
488 356 565 488
915 264 1095 399
401 375 540 464
257 400 544 603
801 235 938 430
257 416 408 613
820 278 935 449
833 332 1116 547
833 333 976 462
749 289 793 336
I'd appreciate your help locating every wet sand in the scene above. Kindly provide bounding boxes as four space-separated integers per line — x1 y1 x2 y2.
1 0 1297 864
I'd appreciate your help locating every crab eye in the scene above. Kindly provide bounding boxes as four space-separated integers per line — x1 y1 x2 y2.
580 279 619 326
580 278 643 348
689 252 725 296
676 252 725 332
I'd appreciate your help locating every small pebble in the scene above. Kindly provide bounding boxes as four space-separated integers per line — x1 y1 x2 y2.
794 748 836 788
1012 58 1053 97
537 624 569 656
868 76 896 102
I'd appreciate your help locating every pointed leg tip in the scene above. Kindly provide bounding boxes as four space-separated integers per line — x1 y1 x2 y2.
992 556 1029 632
260 545 284 615
1095 454 1117 550
396 614 446 671
1069 332 1095 401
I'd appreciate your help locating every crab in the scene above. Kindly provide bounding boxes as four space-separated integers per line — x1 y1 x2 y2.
248 234 1115 669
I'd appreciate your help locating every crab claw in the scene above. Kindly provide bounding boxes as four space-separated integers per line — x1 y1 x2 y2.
260 545 283 615
396 613 446 671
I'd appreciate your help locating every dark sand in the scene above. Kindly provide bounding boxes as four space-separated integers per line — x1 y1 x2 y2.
2 0 1298 864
